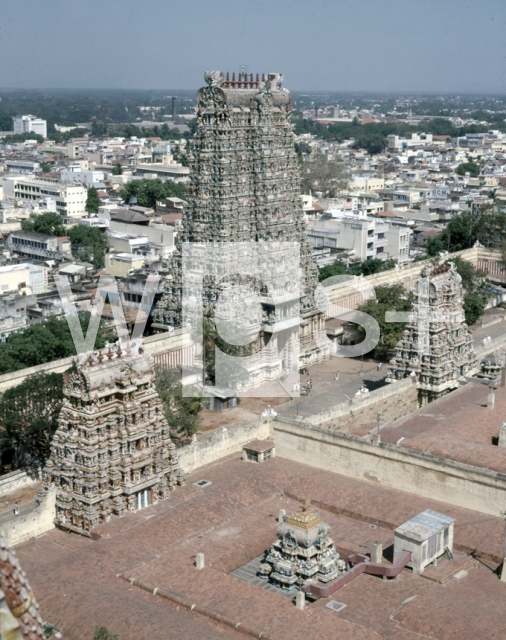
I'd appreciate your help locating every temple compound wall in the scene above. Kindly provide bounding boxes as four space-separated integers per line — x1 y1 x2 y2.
273 419 506 517
43 340 185 535
0 486 56 547
293 376 418 432
177 417 272 474
0 468 42 497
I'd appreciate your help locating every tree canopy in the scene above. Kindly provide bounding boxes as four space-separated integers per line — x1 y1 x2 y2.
427 203 506 256
0 372 64 471
119 178 185 208
112 163 123 175
0 111 13 131
292 116 489 156
0 311 114 374
68 225 108 268
300 151 349 197
2 131 44 144
356 284 414 358
456 160 480 177
93 627 119 640
22 211 66 237
154 367 203 441
318 257 396 281
85 186 100 214
448 256 490 325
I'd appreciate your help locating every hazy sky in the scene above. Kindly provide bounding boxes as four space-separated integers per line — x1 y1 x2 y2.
1 0 506 93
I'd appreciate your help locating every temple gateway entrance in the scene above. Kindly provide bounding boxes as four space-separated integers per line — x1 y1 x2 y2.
136 489 152 511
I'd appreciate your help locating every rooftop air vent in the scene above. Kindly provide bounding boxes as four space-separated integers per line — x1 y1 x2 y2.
193 480 212 488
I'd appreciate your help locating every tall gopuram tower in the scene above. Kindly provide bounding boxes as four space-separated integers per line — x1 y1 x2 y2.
43 340 184 535
153 71 329 388
387 264 477 405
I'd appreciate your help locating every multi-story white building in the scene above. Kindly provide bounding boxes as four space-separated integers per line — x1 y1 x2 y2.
308 213 381 262
13 114 47 138
2 176 87 221
387 133 433 151
60 164 105 187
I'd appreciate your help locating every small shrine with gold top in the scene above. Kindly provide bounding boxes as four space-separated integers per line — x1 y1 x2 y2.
259 500 345 589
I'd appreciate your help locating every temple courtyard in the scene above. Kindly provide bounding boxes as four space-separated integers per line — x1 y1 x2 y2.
14 453 506 640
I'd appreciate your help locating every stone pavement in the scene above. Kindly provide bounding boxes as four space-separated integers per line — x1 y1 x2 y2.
14 455 506 640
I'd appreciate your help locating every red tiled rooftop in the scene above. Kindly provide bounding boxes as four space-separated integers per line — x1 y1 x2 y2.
368 383 506 474
14 455 506 640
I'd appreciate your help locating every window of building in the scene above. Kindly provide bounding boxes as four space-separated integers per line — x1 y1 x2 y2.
245 450 258 462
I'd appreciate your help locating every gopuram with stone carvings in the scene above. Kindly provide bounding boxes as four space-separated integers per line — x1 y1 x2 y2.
258 500 345 589
387 263 477 405
43 340 184 534
152 71 330 390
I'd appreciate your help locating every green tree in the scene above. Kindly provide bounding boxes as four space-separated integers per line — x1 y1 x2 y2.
0 372 64 469
119 179 186 208
300 151 350 196
358 258 396 276
22 212 66 236
69 225 108 269
85 186 100 214
91 120 108 137
0 111 13 131
112 163 123 175
154 367 203 441
3 132 44 144
456 160 480 177
318 260 351 282
40 161 51 174
93 627 119 640
356 285 414 357
449 256 490 325
0 312 114 374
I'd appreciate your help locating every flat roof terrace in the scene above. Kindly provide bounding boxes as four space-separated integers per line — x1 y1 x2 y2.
15 455 506 640
353 382 506 475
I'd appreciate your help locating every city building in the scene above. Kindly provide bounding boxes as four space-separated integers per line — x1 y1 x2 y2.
6 230 69 262
60 164 105 187
3 160 41 174
307 213 392 262
0 262 49 295
105 252 145 278
2 176 87 220
12 114 47 138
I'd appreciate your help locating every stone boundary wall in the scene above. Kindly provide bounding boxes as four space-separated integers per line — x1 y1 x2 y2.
0 487 56 546
177 418 272 475
293 377 418 432
0 468 42 497
273 419 506 517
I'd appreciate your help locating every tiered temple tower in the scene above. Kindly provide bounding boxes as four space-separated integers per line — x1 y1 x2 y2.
152 71 329 386
387 264 477 404
43 340 184 534
259 500 345 589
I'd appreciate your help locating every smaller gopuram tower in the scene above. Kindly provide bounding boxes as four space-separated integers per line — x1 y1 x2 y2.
44 340 184 534
387 264 477 404
259 500 345 589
